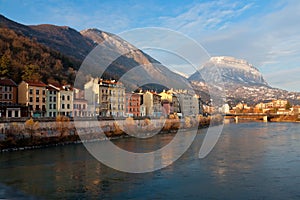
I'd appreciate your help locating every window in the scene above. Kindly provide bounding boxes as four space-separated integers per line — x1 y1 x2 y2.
53 97 56 102
36 89 39 95
36 97 39 102
53 104 56 109
14 111 18 118
42 98 45 103
49 112 52 117
62 104 65 109
36 105 40 110
42 90 45 95
29 89 33 95
8 94 12 100
29 97 33 102
4 94 7 99
49 91 52 95
0 94 2 99
53 91 56 95
8 110 12 117
67 104 70 109
49 96 52 102
49 104 52 109
62 95 65 101
67 95 70 101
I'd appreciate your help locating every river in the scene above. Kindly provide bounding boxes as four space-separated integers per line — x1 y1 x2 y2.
1 122 300 199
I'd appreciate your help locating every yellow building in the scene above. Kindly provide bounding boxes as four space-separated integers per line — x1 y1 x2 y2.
58 85 73 117
159 90 173 102
18 81 47 117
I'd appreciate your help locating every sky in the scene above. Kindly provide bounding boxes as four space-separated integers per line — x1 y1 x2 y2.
1 0 300 91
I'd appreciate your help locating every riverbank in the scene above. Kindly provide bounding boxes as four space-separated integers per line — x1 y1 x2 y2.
0 115 223 152
225 114 300 123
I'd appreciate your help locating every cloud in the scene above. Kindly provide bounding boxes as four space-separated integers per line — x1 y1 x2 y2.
158 0 300 91
160 1 253 32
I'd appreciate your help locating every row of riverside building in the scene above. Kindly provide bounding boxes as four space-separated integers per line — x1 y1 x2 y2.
0 77 203 119
0 77 87 118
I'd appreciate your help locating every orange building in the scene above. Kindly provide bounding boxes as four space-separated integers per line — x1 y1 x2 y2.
125 93 141 117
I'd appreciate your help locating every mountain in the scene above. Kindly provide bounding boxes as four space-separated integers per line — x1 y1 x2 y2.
79 28 189 91
189 56 268 86
0 14 95 64
189 56 300 105
0 15 188 90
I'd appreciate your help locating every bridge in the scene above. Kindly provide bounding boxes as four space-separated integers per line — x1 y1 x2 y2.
224 113 281 122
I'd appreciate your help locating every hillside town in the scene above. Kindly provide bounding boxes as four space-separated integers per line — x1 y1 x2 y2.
0 77 299 120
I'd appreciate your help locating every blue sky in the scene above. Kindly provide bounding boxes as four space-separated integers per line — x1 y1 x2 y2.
1 0 300 91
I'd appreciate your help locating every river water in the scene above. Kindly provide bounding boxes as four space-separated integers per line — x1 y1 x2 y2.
1 122 300 199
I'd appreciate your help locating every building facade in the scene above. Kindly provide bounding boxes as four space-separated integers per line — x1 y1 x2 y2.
18 81 47 117
176 93 199 117
46 84 59 117
0 78 24 118
143 91 154 116
84 78 100 116
99 80 125 117
0 78 18 104
73 88 88 117
125 93 141 117
58 85 73 117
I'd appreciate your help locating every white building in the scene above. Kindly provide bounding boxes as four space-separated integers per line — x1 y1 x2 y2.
176 93 199 117
73 88 88 117
58 85 73 117
46 84 59 117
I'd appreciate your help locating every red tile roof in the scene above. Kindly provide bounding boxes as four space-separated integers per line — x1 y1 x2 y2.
26 81 47 87
0 78 17 86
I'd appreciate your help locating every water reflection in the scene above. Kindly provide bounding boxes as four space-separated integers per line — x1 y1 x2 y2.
0 122 300 199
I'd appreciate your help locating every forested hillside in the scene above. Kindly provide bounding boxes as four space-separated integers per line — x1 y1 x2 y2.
0 27 77 84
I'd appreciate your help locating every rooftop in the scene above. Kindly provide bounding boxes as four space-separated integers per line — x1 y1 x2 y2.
0 78 17 87
25 81 47 87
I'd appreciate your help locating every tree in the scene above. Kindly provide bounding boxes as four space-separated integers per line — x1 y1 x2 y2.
56 115 70 138
25 118 39 139
0 54 11 77
285 101 292 110
22 64 41 82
